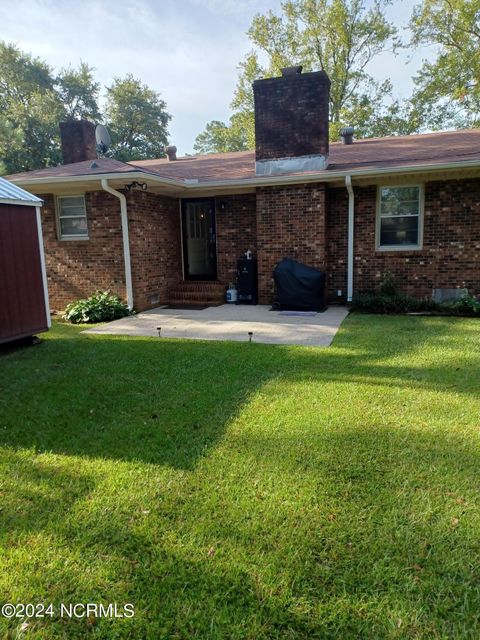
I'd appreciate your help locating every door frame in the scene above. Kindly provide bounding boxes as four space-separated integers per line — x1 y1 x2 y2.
181 197 218 281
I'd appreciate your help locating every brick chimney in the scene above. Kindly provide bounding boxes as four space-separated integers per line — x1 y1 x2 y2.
253 66 330 176
59 120 97 165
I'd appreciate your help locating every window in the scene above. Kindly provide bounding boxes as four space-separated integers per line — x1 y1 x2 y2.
377 185 423 250
57 195 88 239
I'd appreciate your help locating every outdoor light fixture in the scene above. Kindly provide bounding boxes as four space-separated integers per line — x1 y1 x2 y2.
217 199 228 213
125 181 148 192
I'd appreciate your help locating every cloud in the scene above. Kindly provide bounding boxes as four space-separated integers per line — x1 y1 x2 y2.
0 0 279 153
0 0 422 154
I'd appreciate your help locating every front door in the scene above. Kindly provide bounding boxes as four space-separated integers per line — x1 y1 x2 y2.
182 198 217 280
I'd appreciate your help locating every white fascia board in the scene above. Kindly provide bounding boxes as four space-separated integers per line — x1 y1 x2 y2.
8 159 480 193
9 171 184 189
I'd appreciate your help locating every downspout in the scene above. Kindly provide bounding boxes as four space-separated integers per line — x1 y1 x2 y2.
35 204 51 327
101 179 134 310
345 175 354 303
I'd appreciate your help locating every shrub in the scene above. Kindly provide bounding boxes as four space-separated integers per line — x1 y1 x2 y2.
378 270 398 297
352 292 437 314
441 293 480 315
63 291 132 324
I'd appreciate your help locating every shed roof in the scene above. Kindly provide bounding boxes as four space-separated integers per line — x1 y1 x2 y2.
0 176 43 206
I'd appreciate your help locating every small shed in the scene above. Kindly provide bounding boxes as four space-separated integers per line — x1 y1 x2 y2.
0 177 50 344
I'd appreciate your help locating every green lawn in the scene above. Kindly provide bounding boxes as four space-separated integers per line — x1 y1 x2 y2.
0 315 479 639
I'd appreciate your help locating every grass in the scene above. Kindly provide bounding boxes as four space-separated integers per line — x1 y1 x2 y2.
0 315 479 639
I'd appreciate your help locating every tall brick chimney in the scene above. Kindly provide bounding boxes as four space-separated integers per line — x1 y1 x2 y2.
59 120 97 165
253 66 330 176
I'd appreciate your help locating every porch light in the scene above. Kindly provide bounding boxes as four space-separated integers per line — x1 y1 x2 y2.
125 181 148 192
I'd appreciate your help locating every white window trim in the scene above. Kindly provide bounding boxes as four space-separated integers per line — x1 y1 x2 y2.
56 194 89 241
375 184 424 251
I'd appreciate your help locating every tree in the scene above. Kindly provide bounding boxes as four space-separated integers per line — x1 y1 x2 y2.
195 0 415 151
0 42 63 173
0 43 104 173
193 115 248 154
409 0 480 129
0 41 173 173
105 75 171 161
56 62 101 121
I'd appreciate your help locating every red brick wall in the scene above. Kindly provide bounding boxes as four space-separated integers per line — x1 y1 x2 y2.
40 190 182 312
127 191 182 310
215 194 257 285
256 184 327 303
326 187 348 302
327 179 480 299
40 176 480 314
40 192 126 312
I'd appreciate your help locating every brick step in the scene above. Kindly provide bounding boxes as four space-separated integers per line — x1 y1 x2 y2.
173 281 226 293
166 298 224 307
167 290 225 302
167 281 227 306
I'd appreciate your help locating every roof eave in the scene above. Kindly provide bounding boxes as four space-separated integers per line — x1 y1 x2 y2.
8 158 480 192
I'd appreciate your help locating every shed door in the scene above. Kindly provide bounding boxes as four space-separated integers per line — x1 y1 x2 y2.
0 205 48 343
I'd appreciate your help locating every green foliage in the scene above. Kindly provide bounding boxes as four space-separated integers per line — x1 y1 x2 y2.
0 42 63 173
193 116 248 154
378 270 398 297
56 62 101 121
0 42 172 173
197 0 416 150
354 271 436 313
105 74 170 161
443 293 480 315
409 0 480 129
63 291 132 324
353 291 438 313
354 278 480 315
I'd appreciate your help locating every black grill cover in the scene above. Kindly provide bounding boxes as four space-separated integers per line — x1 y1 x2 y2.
273 258 326 311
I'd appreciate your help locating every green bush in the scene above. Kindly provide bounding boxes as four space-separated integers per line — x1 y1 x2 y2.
352 292 437 314
441 293 480 315
378 270 398 297
63 291 132 324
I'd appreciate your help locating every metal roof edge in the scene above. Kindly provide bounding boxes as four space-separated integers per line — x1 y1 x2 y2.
0 198 43 207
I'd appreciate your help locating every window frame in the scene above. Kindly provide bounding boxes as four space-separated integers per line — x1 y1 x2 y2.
375 184 424 251
56 194 89 241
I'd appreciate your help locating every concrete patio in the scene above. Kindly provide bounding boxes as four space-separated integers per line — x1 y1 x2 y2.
85 304 349 347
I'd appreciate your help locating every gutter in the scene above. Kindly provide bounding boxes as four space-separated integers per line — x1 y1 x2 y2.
345 176 354 303
100 179 134 310
10 158 480 192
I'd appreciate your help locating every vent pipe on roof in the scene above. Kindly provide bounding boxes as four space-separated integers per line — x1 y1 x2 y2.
340 126 355 145
165 145 177 161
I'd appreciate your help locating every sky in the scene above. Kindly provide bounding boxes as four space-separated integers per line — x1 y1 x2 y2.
0 0 432 155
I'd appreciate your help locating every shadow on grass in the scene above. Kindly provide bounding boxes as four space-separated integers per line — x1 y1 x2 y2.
1 316 480 637
1 424 479 638
0 315 479 470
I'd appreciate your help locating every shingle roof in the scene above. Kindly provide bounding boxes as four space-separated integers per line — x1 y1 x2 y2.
5 129 480 185
0 176 43 205
5 157 138 181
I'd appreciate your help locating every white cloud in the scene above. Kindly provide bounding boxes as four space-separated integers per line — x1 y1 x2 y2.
0 0 276 153
0 0 424 154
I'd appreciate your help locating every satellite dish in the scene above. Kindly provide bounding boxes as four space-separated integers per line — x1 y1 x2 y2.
95 124 111 155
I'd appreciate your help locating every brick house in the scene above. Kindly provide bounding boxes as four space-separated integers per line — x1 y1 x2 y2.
6 67 480 311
